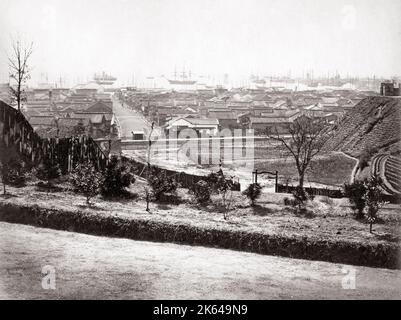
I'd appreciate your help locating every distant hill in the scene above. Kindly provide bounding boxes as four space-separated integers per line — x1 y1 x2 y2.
324 96 401 158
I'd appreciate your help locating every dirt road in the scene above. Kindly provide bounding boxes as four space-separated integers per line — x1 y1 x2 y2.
0 222 400 299
113 97 160 139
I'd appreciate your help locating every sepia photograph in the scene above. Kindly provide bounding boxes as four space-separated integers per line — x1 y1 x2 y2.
0 0 400 305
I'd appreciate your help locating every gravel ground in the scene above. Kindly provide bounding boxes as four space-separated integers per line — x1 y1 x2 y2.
0 222 400 300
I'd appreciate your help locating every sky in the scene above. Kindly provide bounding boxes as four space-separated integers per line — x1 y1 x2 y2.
0 0 400 86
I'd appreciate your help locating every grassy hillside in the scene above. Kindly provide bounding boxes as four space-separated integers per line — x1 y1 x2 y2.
324 96 401 157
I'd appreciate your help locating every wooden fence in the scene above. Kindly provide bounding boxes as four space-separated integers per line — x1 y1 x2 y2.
128 158 241 191
0 100 108 173
277 183 400 203
276 183 344 198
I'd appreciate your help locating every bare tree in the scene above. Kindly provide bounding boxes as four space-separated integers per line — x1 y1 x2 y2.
144 122 155 212
8 40 33 111
268 115 332 195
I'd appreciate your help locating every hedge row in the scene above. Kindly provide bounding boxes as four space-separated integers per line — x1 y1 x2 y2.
0 202 399 269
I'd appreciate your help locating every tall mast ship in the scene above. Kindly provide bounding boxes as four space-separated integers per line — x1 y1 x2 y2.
167 69 197 85
93 72 117 85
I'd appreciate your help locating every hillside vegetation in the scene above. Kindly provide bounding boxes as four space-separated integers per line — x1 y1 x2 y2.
325 96 401 157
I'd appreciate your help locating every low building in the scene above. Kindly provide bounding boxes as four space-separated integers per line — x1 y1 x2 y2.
85 101 113 113
380 81 401 96
208 110 238 129
250 117 292 135
29 116 57 131
57 118 91 137
165 117 219 136
131 130 145 140
72 112 112 138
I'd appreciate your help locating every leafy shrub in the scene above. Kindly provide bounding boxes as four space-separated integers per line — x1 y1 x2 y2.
69 162 103 205
344 180 366 219
283 197 292 206
207 169 234 195
344 176 386 232
101 155 135 197
293 186 307 204
0 141 27 193
206 169 235 219
190 180 211 204
242 183 262 206
2 159 27 188
365 176 386 233
283 186 315 215
147 166 177 201
36 157 61 187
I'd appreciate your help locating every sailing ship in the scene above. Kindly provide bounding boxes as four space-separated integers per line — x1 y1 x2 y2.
93 72 117 85
167 69 197 85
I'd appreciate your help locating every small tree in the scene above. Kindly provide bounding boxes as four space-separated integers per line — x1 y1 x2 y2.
239 114 250 130
8 39 33 111
36 156 61 189
144 122 155 211
147 166 177 201
268 116 332 203
69 162 103 205
365 176 386 233
73 120 86 136
190 179 211 205
243 183 262 206
344 180 366 219
101 155 135 197
207 169 234 219
344 176 386 232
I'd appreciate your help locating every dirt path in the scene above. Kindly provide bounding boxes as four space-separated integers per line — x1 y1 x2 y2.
0 223 401 299
0 222 400 300
113 97 161 139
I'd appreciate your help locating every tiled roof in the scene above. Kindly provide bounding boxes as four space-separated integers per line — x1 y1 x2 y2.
250 117 291 124
169 117 219 126
58 117 90 127
186 118 219 125
86 101 112 113
71 113 106 124
208 111 237 120
29 116 55 126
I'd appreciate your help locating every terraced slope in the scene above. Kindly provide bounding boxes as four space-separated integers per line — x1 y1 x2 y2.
385 156 401 193
370 154 401 195
324 96 401 157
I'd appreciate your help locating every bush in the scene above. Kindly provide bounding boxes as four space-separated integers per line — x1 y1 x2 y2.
190 180 211 204
4 160 27 187
242 183 262 206
101 156 135 197
36 157 61 187
283 186 315 215
0 141 27 194
365 176 386 233
69 162 103 205
206 169 234 219
283 197 292 206
344 176 386 231
147 166 177 201
344 180 366 219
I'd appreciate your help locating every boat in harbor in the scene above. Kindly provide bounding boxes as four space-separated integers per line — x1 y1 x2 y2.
167 69 197 85
93 72 117 85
